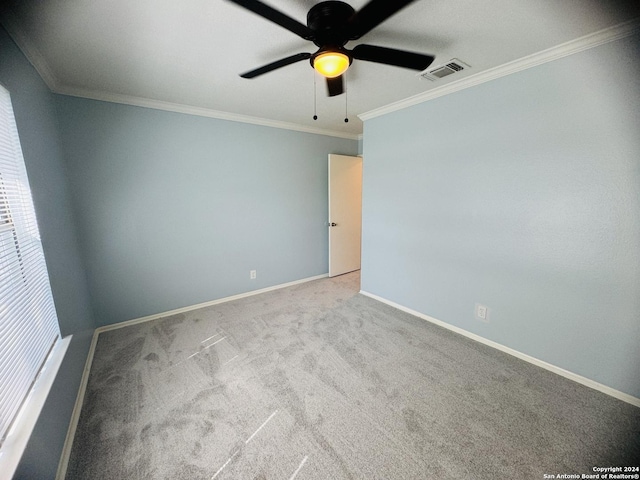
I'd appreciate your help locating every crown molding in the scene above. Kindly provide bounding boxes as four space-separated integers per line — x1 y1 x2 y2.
1 12 59 91
54 85 360 140
359 18 640 122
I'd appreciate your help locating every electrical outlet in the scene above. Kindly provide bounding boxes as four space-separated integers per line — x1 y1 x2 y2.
250 270 257 280
475 303 489 322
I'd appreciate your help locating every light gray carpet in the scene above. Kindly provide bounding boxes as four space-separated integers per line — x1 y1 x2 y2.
66 272 639 479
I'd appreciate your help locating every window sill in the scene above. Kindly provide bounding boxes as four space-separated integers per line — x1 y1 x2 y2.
0 335 71 480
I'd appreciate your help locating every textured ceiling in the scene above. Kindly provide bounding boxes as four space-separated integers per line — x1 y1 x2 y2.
2 0 639 137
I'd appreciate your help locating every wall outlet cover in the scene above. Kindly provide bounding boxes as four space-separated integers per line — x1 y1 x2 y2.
475 303 489 322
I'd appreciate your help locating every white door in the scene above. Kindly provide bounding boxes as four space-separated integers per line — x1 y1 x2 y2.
328 154 362 277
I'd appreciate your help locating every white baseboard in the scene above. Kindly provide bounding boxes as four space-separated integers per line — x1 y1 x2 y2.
55 273 329 479
96 273 329 334
55 332 99 480
359 290 640 408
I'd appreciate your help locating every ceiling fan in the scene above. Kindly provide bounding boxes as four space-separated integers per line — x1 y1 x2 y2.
228 0 435 96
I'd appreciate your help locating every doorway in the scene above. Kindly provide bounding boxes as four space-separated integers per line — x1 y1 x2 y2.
328 154 363 277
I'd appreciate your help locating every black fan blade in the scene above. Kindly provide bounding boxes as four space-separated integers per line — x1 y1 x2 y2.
227 0 313 40
348 0 416 39
352 44 434 71
326 75 344 97
241 53 311 78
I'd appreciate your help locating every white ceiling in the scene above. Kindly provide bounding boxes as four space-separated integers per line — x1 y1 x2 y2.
2 0 639 137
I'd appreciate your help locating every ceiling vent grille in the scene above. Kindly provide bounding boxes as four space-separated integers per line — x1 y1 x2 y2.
420 59 470 81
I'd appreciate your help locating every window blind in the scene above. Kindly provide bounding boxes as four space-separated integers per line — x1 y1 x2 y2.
0 84 60 447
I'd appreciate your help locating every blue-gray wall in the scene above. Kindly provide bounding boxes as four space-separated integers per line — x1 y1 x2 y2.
0 24 95 480
361 33 640 398
54 96 358 327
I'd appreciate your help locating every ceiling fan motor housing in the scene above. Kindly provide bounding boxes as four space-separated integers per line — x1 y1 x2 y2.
307 1 355 47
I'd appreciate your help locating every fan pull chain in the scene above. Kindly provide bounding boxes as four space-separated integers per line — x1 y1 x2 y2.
344 72 349 123
313 72 318 120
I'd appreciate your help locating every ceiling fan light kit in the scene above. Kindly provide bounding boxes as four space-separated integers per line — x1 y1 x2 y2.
312 51 351 78
230 0 435 98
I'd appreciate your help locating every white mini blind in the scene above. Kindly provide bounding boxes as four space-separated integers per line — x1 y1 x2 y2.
0 84 60 447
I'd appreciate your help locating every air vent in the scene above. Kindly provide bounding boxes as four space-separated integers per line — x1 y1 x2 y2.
420 59 470 81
